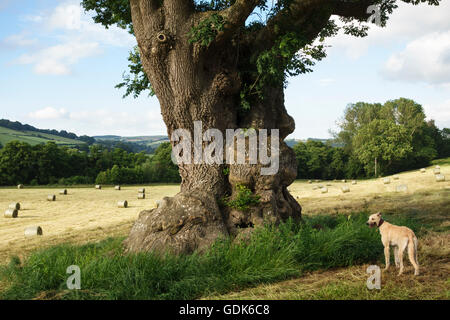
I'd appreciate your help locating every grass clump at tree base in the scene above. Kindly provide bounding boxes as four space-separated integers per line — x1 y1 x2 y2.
0 212 421 300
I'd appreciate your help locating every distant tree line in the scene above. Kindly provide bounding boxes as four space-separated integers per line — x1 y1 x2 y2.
0 98 448 185
0 119 95 145
94 143 180 184
95 140 158 154
293 98 450 179
0 141 180 186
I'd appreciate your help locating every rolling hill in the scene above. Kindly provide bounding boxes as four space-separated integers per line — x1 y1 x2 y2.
0 126 86 147
94 135 170 148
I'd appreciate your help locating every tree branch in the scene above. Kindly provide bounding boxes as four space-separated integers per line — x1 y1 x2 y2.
332 0 377 20
130 0 162 40
221 0 261 29
249 0 378 55
163 0 196 22
130 0 196 41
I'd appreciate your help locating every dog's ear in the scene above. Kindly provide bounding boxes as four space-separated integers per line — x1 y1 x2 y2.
377 212 382 217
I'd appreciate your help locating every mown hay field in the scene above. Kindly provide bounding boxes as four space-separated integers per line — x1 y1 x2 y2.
1 164 449 265
0 162 449 299
0 184 180 264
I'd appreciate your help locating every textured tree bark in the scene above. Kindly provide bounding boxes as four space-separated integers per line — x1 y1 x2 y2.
124 0 302 255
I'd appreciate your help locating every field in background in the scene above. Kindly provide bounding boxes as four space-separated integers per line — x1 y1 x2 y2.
295 162 450 224
93 134 169 148
1 163 449 265
0 161 449 299
0 184 180 264
0 126 86 147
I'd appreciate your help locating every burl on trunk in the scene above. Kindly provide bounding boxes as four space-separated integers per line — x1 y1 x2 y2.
124 0 302 255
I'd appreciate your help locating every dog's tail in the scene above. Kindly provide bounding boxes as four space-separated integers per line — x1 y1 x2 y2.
413 236 418 264
409 234 419 265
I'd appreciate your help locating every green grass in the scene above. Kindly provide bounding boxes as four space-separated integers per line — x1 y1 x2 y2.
0 212 422 300
0 126 85 147
431 157 450 166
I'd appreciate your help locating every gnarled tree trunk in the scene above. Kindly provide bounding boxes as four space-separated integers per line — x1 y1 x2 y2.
124 0 371 255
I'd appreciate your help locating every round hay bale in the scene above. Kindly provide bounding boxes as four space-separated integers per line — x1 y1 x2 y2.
115 185 121 190
59 189 67 195
420 168 426 173
307 180 312 184
4 209 18 218
138 188 146 193
47 195 56 201
434 168 440 175
435 174 445 182
435 165 440 169
95 185 102 190
382 178 390 184
351 180 357 185
312 186 319 190
321 187 328 194
341 186 350 193
17 184 24 189
393 175 400 180
341 179 346 183
118 200 128 208
25 226 43 237
396 184 408 192
444 186 450 190
9 202 20 210
138 193 146 199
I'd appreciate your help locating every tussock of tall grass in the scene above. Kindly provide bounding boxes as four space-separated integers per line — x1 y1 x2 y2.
0 212 420 300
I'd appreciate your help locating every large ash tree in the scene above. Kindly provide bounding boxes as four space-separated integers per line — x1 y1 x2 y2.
82 0 440 254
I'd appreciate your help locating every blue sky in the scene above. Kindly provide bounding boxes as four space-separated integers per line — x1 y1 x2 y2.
0 0 449 139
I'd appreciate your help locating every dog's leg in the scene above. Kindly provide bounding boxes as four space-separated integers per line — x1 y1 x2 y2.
394 246 400 267
398 242 407 276
408 237 419 276
384 246 390 270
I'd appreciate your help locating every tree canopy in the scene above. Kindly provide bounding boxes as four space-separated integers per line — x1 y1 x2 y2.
81 0 441 105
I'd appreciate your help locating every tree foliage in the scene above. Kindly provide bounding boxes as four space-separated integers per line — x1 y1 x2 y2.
0 141 179 186
326 98 449 177
81 0 441 107
352 119 413 173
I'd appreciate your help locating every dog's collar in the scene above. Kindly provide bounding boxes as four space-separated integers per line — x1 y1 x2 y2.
377 218 384 227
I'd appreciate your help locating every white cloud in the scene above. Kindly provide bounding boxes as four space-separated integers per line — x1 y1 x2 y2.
3 33 37 47
16 41 100 75
6 1 135 75
48 3 82 30
43 1 134 47
22 14 44 23
28 107 70 120
424 99 450 128
67 109 165 135
382 31 450 85
327 1 450 59
25 107 166 136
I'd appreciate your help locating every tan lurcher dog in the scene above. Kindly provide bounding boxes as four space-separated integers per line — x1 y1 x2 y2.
366 212 419 276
